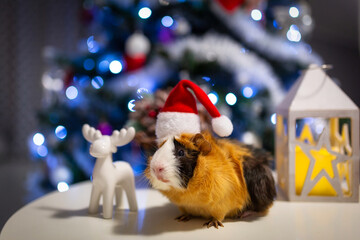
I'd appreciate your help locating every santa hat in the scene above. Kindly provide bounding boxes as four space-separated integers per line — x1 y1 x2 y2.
156 80 233 141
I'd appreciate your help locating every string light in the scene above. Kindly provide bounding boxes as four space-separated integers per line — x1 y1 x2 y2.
251 9 262 21
109 60 123 74
289 7 300 18
273 20 279 29
65 86 78 100
33 133 45 146
98 60 109 73
42 73 63 91
137 88 149 99
271 113 277 125
55 125 67 139
161 16 174 27
77 76 90 87
302 15 312 26
242 131 258 146
138 7 152 19
91 76 104 89
51 166 73 188
128 99 136 112
208 91 218 105
225 93 237 106
242 86 254 98
287 25 301 42
87 36 100 53
83 58 95 70
37 145 48 157
57 181 69 192
202 76 211 82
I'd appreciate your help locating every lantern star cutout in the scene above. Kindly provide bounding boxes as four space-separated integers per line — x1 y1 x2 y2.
298 124 315 145
330 119 353 193
309 147 336 180
296 125 348 197
330 119 352 156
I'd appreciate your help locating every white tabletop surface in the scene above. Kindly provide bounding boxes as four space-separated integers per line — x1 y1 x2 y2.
1 181 359 240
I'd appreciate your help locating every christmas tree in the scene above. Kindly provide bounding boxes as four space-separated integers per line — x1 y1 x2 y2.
29 0 321 192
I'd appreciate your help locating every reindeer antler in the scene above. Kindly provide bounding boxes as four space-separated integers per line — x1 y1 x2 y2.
111 127 135 147
82 124 102 143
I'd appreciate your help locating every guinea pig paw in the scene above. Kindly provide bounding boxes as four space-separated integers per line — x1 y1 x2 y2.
203 219 224 229
175 214 192 222
237 210 257 219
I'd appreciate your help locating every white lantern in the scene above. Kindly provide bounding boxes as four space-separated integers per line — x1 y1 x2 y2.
276 64 359 202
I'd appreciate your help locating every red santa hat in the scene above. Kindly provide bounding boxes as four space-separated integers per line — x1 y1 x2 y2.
156 80 233 141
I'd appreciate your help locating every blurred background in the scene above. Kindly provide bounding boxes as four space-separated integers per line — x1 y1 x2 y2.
0 0 359 230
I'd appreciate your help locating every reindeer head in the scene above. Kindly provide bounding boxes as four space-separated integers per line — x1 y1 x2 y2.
82 124 135 158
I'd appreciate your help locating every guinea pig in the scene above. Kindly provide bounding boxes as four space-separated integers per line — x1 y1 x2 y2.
145 132 276 228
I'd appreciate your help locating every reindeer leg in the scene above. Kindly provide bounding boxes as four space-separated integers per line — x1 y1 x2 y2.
89 185 101 214
115 186 123 210
123 177 138 212
102 186 115 219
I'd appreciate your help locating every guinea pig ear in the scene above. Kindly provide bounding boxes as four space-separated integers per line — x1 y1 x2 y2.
191 133 211 156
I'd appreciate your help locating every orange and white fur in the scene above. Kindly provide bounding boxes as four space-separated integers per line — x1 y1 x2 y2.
146 132 275 228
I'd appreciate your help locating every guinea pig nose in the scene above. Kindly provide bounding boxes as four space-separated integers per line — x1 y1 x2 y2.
152 165 169 183
152 166 164 174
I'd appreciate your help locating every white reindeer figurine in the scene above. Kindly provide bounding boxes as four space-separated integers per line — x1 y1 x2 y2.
82 124 138 219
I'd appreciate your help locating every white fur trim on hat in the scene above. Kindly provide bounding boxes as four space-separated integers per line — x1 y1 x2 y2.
156 112 200 141
212 115 233 137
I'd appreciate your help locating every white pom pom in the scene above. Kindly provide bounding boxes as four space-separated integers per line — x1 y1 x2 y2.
212 115 233 137
125 32 151 57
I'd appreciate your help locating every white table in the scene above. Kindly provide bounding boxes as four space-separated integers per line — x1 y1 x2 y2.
1 181 359 240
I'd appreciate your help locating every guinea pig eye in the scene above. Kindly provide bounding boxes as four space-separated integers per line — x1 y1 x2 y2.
177 149 185 157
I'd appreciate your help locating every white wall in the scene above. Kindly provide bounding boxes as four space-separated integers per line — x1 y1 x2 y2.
308 0 360 106
0 0 82 162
